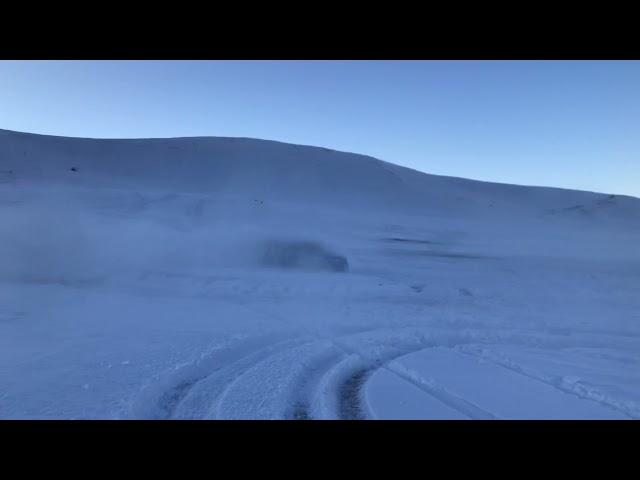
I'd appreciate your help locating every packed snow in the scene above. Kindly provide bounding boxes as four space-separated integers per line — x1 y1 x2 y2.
0 128 638 419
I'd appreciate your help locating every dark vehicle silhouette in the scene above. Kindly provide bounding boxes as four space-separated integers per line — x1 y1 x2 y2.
261 240 348 272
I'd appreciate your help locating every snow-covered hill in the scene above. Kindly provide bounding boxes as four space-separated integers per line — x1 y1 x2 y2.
3 128 639 220
1 128 638 419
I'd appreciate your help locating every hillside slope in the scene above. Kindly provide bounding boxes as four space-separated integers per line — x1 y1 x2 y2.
2 128 639 220
0 128 638 419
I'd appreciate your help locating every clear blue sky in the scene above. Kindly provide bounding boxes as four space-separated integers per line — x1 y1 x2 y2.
1 60 638 197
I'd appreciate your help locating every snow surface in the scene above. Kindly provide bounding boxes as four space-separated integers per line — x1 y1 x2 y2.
0 128 639 419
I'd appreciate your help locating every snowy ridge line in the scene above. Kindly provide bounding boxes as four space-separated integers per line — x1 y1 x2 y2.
455 345 638 419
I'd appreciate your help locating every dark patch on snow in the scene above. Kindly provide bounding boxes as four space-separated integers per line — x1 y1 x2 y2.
260 240 349 272
596 195 617 207
383 237 440 245
563 205 586 212
0 170 16 185
291 402 312 420
155 377 203 419
0 311 26 324
388 249 488 260
338 369 370 420
20 277 103 288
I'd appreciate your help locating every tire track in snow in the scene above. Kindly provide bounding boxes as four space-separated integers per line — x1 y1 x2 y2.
455 345 638 419
206 327 554 419
132 326 638 419
337 368 372 420
288 350 346 420
310 333 458 420
213 340 337 419
168 337 308 419
383 359 497 419
130 334 306 419
325 344 495 420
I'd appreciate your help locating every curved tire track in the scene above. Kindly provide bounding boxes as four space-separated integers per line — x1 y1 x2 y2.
130 326 639 419
455 344 638 419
